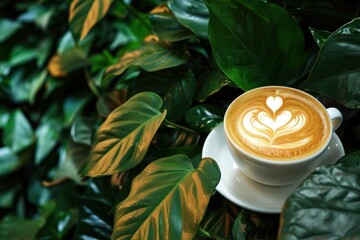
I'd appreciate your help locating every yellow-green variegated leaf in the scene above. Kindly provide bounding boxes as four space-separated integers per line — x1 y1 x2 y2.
111 155 221 240
69 0 112 42
81 92 166 177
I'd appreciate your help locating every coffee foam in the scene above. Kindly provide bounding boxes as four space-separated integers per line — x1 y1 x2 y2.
226 87 331 161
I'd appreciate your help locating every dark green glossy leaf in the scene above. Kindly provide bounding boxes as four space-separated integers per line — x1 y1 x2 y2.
18 4 55 30
337 150 360 167
168 0 209 38
0 19 22 43
309 27 332 47
63 93 92 126
69 0 113 42
127 68 196 122
0 147 22 176
279 153 360 238
9 44 37 67
81 92 166 176
112 155 221 240
71 117 97 145
3 109 34 152
36 209 78 239
0 107 10 127
104 43 189 81
204 0 306 90
52 141 89 185
185 104 226 133
35 103 63 165
302 18 360 109
195 69 229 102
149 11 193 42
74 177 115 240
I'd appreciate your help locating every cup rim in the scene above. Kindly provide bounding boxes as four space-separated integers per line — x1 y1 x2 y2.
223 85 333 165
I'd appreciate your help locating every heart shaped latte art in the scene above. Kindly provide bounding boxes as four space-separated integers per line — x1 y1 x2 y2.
242 96 309 147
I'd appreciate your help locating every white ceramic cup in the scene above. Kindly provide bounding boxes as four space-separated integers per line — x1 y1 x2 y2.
224 86 343 186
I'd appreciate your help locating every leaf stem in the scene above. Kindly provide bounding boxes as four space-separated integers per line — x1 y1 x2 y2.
163 119 199 134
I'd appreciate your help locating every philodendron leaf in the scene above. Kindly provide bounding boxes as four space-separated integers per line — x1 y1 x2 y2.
279 152 360 239
104 43 189 81
302 18 360 109
204 0 306 91
69 0 113 42
112 155 220 240
81 92 166 177
168 0 209 38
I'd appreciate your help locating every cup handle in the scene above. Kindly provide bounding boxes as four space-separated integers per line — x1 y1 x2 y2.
326 107 342 132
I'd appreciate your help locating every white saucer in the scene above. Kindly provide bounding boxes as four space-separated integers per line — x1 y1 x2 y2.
202 122 345 214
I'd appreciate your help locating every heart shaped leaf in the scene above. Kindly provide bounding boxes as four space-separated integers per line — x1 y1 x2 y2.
302 18 360 109
279 152 360 238
112 155 220 240
81 92 166 177
69 0 113 42
204 0 306 90
185 104 226 133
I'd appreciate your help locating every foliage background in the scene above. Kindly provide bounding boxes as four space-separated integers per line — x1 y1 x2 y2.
0 0 359 239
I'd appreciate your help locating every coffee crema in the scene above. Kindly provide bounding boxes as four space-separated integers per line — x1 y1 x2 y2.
225 86 331 161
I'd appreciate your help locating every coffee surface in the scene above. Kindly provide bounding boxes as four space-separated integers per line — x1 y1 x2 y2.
225 87 331 161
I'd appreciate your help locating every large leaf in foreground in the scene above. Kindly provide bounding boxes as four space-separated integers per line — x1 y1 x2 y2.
204 0 306 90
279 152 360 238
302 18 360 109
112 155 220 240
81 92 166 176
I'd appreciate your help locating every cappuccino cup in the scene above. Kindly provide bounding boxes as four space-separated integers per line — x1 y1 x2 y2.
224 86 342 186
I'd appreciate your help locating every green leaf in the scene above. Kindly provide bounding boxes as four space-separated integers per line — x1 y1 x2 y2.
36 209 78 239
302 18 360 109
168 0 209 38
127 68 196 122
149 11 193 42
35 103 63 165
309 27 332 47
112 155 220 240
82 92 166 176
3 109 34 152
47 48 87 77
52 141 89 185
195 69 229 102
74 177 115 239
201 198 239 239
0 147 22 176
185 104 226 133
104 43 189 81
279 153 360 238
69 0 113 42
0 215 42 240
0 19 22 43
204 0 306 90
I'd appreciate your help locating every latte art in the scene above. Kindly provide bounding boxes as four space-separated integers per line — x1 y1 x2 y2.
225 87 331 160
